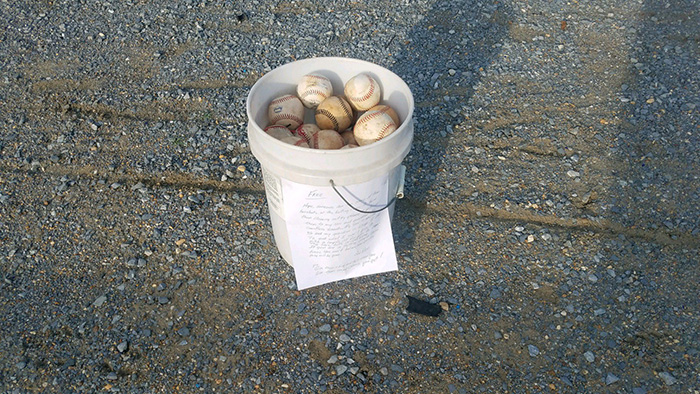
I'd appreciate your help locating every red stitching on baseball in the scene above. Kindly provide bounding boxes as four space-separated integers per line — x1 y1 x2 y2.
270 114 303 126
301 89 329 100
311 131 319 148
316 109 339 130
348 77 376 103
338 98 352 121
377 123 394 141
356 110 385 126
270 95 299 105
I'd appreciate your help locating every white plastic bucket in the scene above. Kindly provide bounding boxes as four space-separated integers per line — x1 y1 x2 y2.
247 57 414 266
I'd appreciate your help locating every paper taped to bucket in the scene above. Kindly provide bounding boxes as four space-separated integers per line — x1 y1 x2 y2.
247 57 414 290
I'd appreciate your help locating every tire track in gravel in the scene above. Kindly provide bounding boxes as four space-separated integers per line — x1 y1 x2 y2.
2 160 696 249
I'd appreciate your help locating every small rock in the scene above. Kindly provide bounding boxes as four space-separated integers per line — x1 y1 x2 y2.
349 366 360 375
117 341 128 353
106 372 118 380
93 295 107 307
423 287 435 296
588 274 599 283
379 367 388 376
489 288 502 299
177 327 190 337
439 301 449 311
632 388 647 394
584 351 595 362
319 324 331 332
528 344 539 357
335 365 348 375
605 373 620 385
339 334 351 342
158 297 169 304
567 170 580 178
658 372 677 385
327 355 338 364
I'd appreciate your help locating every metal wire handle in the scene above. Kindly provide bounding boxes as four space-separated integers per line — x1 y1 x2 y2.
329 166 406 214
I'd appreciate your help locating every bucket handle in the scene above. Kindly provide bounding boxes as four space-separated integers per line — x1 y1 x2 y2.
330 166 406 214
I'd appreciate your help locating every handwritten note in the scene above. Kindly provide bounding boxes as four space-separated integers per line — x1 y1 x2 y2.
281 175 397 290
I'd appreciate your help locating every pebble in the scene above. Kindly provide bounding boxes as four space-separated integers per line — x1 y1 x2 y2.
583 351 595 362
93 295 107 307
106 372 118 380
489 288 502 299
605 373 620 385
527 345 539 357
327 355 338 364
336 365 348 375
658 372 677 385
319 324 331 332
632 388 647 394
117 341 128 353
566 170 580 178
423 287 435 296
339 334 351 342
177 327 190 337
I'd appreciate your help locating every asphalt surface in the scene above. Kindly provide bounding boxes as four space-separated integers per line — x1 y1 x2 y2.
1 0 698 393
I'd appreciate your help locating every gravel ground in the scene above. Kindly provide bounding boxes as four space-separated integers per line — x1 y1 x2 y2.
1 0 698 393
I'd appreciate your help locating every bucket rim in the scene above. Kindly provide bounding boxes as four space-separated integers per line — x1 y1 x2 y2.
246 57 414 153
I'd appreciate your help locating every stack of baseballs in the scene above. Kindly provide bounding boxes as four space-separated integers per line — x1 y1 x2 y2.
264 72 401 150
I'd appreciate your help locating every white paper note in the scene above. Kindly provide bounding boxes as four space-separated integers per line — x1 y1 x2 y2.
281 175 398 290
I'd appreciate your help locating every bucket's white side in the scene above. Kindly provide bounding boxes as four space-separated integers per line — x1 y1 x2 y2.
247 57 414 266
247 57 414 187
263 165 404 267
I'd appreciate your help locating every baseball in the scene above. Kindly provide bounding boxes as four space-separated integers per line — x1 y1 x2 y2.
279 136 310 148
264 124 293 140
308 129 344 150
267 94 304 130
344 73 381 111
340 129 357 146
315 96 354 132
340 144 359 149
353 110 397 146
294 123 320 143
296 74 333 109
367 104 400 127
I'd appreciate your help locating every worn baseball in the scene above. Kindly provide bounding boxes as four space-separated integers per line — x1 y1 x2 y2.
353 110 397 146
267 94 304 130
296 74 333 109
367 104 400 127
294 123 320 143
308 129 344 150
263 124 293 140
279 136 310 148
344 73 381 111
315 96 354 132
340 130 357 146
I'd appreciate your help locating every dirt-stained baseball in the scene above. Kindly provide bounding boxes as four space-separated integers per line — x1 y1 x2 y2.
340 130 357 146
279 136 310 148
344 73 381 111
308 129 344 150
264 124 293 140
367 104 400 127
294 123 320 143
267 94 304 130
315 96 354 132
296 74 333 109
353 110 397 146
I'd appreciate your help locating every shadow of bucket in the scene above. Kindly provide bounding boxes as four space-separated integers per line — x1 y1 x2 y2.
247 57 414 267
